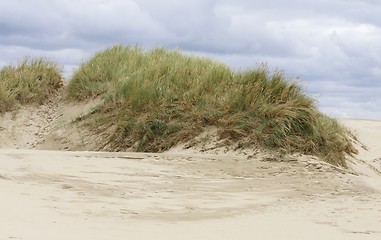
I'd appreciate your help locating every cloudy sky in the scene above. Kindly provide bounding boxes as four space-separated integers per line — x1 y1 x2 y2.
1 0 380 120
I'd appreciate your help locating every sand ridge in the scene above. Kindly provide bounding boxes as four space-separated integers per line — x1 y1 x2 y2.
0 88 103 151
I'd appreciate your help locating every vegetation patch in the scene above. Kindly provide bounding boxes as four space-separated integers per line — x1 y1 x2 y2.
67 45 357 167
0 58 62 112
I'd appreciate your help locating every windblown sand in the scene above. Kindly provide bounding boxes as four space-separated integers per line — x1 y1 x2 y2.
0 97 380 239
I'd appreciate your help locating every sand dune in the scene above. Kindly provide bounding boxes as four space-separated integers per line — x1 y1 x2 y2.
1 101 381 239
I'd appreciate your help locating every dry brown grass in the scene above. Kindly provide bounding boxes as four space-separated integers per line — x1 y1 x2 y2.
0 58 62 113
67 45 357 167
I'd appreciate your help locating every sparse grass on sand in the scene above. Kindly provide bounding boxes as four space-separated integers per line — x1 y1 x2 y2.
67 45 357 167
0 58 62 112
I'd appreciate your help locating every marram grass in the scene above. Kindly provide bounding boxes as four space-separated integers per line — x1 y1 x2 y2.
67 45 357 167
0 58 62 112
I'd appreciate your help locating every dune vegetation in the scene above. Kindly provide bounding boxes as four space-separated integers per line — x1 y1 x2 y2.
67 45 357 167
0 58 62 113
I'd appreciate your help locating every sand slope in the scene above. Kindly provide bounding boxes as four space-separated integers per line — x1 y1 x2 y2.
1 98 381 239
1 147 381 240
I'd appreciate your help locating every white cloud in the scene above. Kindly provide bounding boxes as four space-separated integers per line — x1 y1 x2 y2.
0 0 380 119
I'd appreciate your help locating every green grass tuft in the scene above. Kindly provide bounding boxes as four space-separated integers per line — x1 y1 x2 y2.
0 58 62 112
67 45 358 167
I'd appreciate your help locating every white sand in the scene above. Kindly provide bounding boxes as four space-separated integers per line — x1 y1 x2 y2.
1 100 381 239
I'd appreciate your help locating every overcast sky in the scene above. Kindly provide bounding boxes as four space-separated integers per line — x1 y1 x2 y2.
1 0 380 120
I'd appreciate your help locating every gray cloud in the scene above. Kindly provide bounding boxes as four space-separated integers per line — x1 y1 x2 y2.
0 0 380 119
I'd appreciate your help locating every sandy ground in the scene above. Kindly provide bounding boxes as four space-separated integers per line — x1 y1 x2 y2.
1 96 381 239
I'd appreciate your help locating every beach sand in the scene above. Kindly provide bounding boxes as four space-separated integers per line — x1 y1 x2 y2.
1 100 380 239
